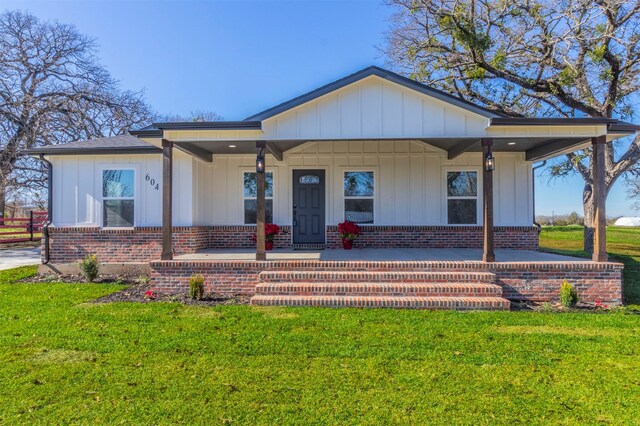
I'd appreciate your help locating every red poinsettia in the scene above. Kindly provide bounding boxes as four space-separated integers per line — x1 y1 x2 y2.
252 223 280 242
338 220 361 241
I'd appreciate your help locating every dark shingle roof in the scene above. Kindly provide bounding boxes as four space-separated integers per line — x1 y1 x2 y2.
22 134 161 156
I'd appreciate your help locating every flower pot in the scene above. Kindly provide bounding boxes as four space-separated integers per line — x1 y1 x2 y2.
265 241 274 251
342 238 353 250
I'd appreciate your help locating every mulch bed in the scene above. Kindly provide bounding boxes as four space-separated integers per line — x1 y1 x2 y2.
93 282 251 306
19 274 251 306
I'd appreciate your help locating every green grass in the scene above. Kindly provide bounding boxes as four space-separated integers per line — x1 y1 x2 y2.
1 266 640 424
0 227 40 241
540 226 640 304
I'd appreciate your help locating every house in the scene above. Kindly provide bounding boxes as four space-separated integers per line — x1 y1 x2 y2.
25 66 637 309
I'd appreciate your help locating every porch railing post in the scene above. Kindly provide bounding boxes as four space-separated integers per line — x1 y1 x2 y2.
29 210 34 241
256 141 266 261
592 135 608 262
482 138 495 262
161 139 173 260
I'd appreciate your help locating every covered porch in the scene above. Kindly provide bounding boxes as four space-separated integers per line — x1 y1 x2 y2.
174 247 584 262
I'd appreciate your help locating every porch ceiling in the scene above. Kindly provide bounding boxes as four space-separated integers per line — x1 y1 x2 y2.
173 136 591 162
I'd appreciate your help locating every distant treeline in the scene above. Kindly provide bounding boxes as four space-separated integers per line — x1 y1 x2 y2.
536 212 620 226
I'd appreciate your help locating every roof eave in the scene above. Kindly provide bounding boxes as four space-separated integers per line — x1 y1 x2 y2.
152 121 262 131
21 147 162 156
129 129 163 137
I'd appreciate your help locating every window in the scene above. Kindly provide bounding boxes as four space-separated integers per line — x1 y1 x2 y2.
344 171 374 223
446 171 478 224
243 172 273 224
299 175 320 185
102 169 135 227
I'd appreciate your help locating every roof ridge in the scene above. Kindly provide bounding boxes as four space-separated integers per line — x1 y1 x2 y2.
244 65 506 121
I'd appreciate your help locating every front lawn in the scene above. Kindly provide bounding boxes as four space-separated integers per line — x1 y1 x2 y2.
539 226 640 304
0 267 639 424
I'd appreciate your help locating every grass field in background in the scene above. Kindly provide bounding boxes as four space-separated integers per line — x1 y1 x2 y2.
539 226 640 305
1 266 640 424
0 227 40 242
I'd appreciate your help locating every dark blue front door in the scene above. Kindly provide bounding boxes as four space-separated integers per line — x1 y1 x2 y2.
292 170 325 244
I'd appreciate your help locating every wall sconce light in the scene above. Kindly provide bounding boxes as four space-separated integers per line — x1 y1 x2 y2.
256 147 265 173
485 152 495 172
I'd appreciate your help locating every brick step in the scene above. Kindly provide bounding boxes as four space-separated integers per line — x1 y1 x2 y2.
255 282 503 297
258 270 496 284
250 295 511 310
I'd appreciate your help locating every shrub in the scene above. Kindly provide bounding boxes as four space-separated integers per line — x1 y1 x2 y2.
560 280 578 308
79 254 99 282
189 274 205 300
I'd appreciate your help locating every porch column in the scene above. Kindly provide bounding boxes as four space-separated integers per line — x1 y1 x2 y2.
592 135 608 262
256 141 266 261
161 139 173 260
482 138 495 262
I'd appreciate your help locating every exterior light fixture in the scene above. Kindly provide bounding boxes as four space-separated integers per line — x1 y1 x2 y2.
485 152 495 172
507 142 516 146
256 147 265 173
228 144 237 148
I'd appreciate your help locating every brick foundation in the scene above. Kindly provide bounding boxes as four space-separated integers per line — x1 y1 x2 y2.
326 226 539 250
45 225 293 263
209 226 292 249
45 226 211 263
149 259 623 305
47 225 538 263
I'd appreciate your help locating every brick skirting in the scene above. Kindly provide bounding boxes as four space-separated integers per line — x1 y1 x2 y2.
326 226 539 250
46 224 537 263
209 226 292 249
149 259 623 305
45 225 293 263
45 226 211 263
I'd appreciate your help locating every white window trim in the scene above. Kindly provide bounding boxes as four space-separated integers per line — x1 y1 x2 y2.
241 169 276 225
443 168 482 226
342 169 376 225
96 164 140 228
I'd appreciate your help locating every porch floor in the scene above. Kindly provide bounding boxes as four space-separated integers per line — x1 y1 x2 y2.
174 248 585 263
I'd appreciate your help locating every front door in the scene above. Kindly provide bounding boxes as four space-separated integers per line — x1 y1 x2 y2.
292 170 325 244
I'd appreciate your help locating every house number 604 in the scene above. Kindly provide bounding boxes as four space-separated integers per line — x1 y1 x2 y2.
145 173 160 191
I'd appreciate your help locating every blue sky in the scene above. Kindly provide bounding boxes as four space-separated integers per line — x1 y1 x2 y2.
5 0 638 217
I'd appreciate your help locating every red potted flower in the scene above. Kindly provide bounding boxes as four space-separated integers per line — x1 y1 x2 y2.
338 220 361 250
253 223 280 250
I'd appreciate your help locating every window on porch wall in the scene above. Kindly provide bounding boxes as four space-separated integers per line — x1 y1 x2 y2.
446 171 478 225
243 172 273 224
344 171 374 224
102 169 135 227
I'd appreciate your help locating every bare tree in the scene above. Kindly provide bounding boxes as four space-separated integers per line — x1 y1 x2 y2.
0 10 156 216
627 172 640 212
162 110 223 122
384 0 640 251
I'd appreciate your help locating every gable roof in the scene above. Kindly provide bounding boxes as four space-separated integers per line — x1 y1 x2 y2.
22 134 161 155
244 65 506 121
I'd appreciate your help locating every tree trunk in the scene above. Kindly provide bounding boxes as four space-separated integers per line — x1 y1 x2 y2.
0 183 5 219
582 182 595 253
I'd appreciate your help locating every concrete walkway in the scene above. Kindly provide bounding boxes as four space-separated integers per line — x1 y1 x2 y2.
0 247 41 270
176 248 585 262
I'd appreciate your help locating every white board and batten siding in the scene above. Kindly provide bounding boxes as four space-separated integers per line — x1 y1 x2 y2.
51 151 194 227
203 141 533 227
50 141 532 228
